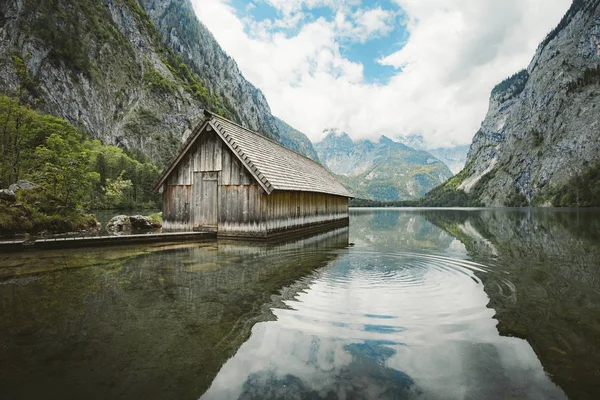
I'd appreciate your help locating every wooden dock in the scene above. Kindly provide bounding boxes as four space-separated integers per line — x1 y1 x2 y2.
0 231 216 252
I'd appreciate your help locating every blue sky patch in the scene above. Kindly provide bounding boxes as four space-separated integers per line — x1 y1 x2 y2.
229 0 409 83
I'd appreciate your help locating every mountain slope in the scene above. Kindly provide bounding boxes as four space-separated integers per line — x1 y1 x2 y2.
426 0 600 206
0 0 318 167
315 131 453 201
274 117 320 162
138 0 280 139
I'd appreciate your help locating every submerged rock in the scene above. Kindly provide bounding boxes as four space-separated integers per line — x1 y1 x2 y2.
106 215 131 234
0 189 16 202
129 215 161 230
106 215 161 234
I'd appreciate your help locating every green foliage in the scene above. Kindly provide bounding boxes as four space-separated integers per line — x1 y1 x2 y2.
121 0 163 44
468 168 497 201
86 140 162 209
0 96 37 187
33 128 100 209
566 66 600 94
414 184 476 207
0 96 161 232
149 212 163 226
540 0 586 48
143 68 177 95
18 0 143 93
321 140 454 202
550 164 600 207
1 97 95 192
16 0 247 136
409 164 482 207
349 198 411 207
491 69 529 99
102 171 133 208
161 53 236 121
505 188 529 207
349 167 479 207
11 54 39 100
0 189 97 234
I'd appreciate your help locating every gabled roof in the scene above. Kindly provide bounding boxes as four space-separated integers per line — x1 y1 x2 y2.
154 111 353 198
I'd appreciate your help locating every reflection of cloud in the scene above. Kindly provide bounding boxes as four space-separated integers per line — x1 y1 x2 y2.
236 340 416 399
202 248 565 399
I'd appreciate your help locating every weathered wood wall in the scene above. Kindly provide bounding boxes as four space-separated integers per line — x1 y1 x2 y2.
162 128 349 236
265 191 349 234
163 131 223 231
217 148 266 237
162 185 192 231
163 130 267 233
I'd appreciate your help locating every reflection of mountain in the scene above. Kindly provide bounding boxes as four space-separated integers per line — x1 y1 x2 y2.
203 209 565 400
0 228 349 399
349 208 458 253
425 209 600 400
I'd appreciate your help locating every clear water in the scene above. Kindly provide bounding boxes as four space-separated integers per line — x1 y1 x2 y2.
1 208 599 399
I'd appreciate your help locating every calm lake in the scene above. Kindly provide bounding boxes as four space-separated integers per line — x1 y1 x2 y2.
1 208 599 399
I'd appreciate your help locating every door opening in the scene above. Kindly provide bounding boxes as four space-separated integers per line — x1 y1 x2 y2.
193 171 218 231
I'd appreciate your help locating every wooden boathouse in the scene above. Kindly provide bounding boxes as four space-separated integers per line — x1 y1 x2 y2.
153 111 353 238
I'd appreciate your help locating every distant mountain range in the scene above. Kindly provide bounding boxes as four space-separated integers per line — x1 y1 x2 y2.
394 134 470 175
315 130 454 201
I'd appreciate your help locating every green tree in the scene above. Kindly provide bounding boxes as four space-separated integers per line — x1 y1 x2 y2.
0 96 36 187
33 128 99 209
103 171 134 208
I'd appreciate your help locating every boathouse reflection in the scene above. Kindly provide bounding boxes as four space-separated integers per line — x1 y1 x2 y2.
0 228 349 400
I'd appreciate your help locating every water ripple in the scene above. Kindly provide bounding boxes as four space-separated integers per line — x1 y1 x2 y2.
273 250 504 343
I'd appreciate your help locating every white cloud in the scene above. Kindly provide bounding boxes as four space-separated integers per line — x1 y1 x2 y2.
191 0 571 148
336 7 397 43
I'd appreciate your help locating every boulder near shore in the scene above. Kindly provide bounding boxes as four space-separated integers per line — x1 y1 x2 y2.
106 215 162 234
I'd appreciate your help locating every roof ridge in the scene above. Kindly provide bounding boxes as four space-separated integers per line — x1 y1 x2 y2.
204 110 326 168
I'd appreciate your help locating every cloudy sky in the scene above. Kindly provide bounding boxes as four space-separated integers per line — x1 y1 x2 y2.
191 0 570 147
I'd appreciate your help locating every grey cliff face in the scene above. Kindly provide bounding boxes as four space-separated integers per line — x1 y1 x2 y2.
0 0 319 168
0 0 204 166
458 0 600 206
138 0 280 140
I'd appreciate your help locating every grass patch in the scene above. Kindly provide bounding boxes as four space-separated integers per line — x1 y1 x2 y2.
149 212 162 226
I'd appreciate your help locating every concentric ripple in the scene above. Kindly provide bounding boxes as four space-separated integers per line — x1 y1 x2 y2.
272 250 505 345
202 213 567 400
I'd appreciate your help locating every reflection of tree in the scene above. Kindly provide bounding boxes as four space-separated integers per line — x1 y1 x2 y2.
238 340 416 400
424 209 600 399
0 228 349 399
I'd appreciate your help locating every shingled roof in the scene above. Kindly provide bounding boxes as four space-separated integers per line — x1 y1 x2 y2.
154 111 353 198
